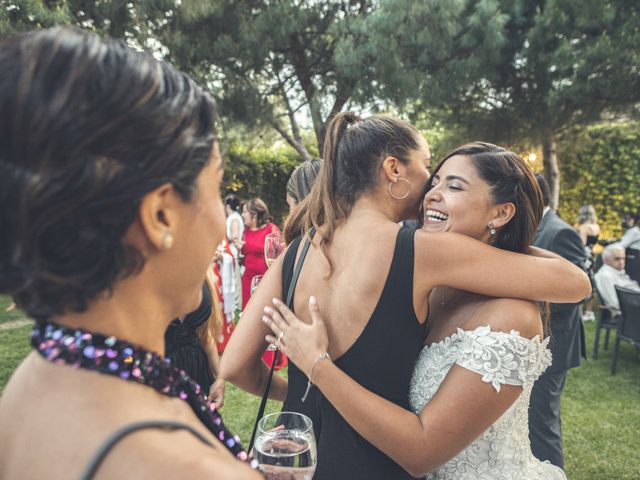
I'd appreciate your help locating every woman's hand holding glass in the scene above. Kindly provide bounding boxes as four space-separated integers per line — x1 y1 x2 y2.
262 297 329 378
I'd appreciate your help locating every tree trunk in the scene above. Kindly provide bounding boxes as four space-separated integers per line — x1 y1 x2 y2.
271 122 313 163
542 131 560 210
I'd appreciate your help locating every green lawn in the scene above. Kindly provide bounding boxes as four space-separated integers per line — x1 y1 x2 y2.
1 295 639 479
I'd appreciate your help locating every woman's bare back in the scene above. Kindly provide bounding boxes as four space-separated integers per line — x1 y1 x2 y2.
291 217 425 360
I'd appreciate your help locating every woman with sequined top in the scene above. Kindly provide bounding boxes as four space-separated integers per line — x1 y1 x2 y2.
0 28 261 479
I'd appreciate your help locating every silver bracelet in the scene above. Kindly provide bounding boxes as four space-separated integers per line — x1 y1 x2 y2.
301 352 331 403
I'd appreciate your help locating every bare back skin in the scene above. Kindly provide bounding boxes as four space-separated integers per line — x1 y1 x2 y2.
0 353 260 479
291 216 426 361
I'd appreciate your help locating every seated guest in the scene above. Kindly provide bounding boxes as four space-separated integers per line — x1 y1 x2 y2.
594 243 640 313
0 28 260 478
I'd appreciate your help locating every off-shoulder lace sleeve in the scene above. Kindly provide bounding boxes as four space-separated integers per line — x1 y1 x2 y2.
455 325 552 392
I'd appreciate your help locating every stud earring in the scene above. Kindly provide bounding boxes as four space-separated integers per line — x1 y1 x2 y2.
161 231 174 249
488 223 496 236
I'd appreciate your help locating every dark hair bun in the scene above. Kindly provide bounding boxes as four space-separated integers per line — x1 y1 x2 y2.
0 28 217 320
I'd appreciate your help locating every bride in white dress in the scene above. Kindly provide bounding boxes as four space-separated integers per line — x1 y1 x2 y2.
263 143 574 479
409 143 566 479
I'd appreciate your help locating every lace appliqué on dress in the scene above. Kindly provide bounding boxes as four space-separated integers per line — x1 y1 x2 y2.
455 325 552 392
409 326 566 480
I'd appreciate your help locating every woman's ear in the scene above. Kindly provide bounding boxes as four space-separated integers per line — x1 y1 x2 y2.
381 155 401 182
491 202 516 228
138 182 179 250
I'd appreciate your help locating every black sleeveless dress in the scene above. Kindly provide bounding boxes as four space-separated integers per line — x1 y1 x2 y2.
165 284 215 392
282 225 426 480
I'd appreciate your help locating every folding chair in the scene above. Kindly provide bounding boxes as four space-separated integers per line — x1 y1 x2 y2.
611 286 640 374
592 284 620 360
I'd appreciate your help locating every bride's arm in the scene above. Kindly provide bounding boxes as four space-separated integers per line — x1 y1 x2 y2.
313 363 522 476
414 230 590 303
264 297 538 477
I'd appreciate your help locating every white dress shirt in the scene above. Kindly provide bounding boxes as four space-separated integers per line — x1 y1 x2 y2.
594 263 640 310
620 226 640 250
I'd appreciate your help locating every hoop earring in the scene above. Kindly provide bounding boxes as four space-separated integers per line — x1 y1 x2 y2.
487 223 496 236
388 177 411 200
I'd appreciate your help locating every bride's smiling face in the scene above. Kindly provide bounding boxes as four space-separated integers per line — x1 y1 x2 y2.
422 155 501 243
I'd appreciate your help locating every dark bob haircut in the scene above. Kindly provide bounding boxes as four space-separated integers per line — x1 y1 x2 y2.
0 28 217 321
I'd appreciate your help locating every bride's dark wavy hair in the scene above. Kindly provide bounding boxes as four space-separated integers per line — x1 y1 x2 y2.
422 142 543 253
0 28 217 321
421 142 550 332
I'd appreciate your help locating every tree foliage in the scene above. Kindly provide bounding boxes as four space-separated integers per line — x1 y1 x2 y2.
2 0 638 201
222 142 300 225
557 121 640 239
401 0 640 207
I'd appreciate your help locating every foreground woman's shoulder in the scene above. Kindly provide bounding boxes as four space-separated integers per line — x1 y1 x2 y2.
99 428 262 479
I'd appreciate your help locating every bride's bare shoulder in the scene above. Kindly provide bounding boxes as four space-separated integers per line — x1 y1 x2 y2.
465 298 543 340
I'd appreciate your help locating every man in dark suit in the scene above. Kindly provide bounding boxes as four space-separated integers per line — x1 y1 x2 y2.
529 174 587 468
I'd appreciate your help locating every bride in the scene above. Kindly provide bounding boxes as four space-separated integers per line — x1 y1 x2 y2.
263 143 568 478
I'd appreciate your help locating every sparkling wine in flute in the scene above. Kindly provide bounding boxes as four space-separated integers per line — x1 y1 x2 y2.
254 430 315 480
264 232 283 269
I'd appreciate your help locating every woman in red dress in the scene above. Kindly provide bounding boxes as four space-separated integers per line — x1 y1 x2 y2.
240 198 280 310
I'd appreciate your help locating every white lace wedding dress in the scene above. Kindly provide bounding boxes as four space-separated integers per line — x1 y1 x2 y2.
409 325 567 479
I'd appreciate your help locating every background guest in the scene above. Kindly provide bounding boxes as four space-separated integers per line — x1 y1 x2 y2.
212 240 237 351
286 158 322 214
240 198 280 309
594 243 640 313
225 194 245 252
620 210 640 284
575 205 601 321
165 276 221 395
529 173 588 469
620 210 640 250
224 194 244 311
576 205 600 246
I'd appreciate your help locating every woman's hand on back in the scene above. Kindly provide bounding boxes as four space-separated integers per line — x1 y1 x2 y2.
262 296 329 377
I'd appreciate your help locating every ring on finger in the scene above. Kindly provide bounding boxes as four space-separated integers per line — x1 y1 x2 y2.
277 331 284 342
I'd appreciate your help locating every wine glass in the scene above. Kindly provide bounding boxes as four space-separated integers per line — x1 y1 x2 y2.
264 232 284 268
254 412 317 480
250 275 263 296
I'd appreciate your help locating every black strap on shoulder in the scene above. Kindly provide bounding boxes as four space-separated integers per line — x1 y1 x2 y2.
80 420 213 480
248 228 315 452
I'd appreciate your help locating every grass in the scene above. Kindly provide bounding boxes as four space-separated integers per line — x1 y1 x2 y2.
1 295 639 478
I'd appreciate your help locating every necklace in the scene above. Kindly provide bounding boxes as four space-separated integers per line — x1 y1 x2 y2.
32 319 258 468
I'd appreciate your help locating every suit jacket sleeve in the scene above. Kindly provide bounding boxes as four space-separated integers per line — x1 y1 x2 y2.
548 227 588 311
549 227 587 268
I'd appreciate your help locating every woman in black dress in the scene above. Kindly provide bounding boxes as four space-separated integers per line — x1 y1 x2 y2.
214 112 590 479
165 281 220 394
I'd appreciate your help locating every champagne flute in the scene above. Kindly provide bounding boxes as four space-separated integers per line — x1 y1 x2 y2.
254 412 317 480
264 232 284 268
250 275 263 296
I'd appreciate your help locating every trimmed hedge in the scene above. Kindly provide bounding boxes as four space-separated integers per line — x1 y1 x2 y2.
221 121 639 238
558 121 640 239
222 143 301 226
